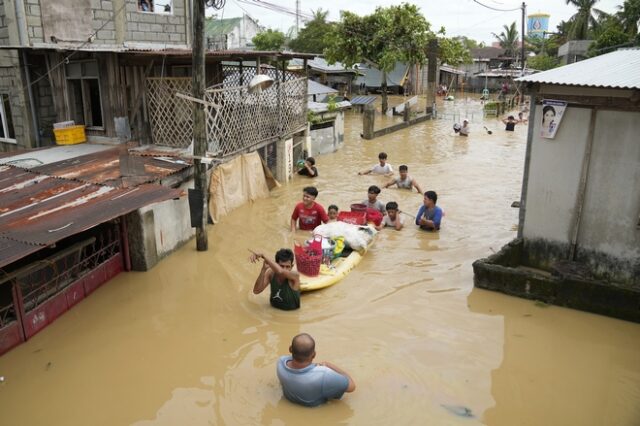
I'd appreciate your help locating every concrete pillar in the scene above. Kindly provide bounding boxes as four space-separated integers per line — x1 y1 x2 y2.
276 137 293 183
124 210 158 271
363 105 375 139
403 103 411 122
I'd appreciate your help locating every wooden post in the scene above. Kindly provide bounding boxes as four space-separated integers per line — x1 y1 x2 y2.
362 104 375 139
426 39 438 116
192 0 208 251
403 102 410 122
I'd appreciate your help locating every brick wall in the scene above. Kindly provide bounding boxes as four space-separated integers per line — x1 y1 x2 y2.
24 0 43 43
125 0 187 44
18 0 188 46
0 66 28 151
0 0 9 46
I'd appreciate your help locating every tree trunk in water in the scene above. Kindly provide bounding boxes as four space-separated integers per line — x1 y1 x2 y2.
381 71 388 114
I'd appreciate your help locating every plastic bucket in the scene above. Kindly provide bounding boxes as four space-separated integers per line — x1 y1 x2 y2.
350 203 367 212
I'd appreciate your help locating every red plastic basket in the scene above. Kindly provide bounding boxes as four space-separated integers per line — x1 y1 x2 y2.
350 203 367 212
294 236 322 276
365 208 383 226
338 211 367 225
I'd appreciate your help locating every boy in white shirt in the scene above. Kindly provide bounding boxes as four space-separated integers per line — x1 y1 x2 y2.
377 201 404 230
358 152 393 176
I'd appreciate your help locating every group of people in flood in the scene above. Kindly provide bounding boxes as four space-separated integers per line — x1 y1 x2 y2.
249 151 442 407
454 111 528 136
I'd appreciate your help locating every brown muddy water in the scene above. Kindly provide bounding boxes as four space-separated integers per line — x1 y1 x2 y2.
1 96 639 426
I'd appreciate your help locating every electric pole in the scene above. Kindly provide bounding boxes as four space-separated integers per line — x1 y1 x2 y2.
192 0 208 251
295 0 300 37
521 2 526 74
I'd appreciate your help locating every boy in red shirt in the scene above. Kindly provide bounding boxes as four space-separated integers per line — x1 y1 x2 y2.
291 186 329 231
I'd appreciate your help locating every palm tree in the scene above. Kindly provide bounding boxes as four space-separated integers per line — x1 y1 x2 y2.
493 22 519 58
617 0 640 37
565 0 604 40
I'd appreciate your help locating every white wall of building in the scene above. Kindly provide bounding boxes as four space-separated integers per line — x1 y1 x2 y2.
577 110 640 260
522 105 591 243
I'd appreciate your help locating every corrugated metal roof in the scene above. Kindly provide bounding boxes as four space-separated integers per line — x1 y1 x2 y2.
308 80 338 96
517 48 640 89
289 57 357 74
355 62 409 88
350 96 377 105
0 165 183 268
0 146 191 186
440 65 466 75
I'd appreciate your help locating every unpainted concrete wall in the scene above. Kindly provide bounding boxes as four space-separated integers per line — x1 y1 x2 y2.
12 0 188 45
309 111 344 157
0 65 29 151
522 105 591 243
576 110 640 265
138 178 195 265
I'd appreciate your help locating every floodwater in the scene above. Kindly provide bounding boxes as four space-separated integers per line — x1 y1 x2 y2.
1 95 639 426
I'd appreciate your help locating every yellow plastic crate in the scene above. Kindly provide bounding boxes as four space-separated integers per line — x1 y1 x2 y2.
53 125 86 145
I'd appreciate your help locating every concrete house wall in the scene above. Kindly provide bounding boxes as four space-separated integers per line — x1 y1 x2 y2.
0 0 191 152
522 88 640 283
227 15 260 49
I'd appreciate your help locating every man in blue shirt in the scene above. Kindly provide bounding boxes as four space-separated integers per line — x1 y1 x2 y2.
277 333 356 407
416 190 443 231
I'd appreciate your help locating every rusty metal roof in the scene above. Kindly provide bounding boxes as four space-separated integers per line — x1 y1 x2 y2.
517 48 640 89
30 148 191 186
0 164 184 268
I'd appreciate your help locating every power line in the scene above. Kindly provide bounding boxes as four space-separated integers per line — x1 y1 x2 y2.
471 0 521 12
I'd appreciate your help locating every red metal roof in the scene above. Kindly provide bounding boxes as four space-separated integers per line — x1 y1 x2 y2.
0 156 185 268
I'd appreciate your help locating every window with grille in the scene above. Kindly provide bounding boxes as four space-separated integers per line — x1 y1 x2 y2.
138 0 173 13
65 61 104 129
0 93 16 143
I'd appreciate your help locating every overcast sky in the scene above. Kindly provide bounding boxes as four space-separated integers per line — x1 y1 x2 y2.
213 0 623 44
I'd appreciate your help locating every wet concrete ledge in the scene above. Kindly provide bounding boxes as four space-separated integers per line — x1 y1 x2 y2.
473 239 640 323
362 113 432 140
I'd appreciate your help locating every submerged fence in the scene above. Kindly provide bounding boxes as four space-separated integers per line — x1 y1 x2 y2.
147 71 307 157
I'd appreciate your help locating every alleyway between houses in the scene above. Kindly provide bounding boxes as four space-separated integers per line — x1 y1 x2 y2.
1 97 639 425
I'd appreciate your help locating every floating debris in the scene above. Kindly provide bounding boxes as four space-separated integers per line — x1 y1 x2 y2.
534 301 550 308
442 404 474 418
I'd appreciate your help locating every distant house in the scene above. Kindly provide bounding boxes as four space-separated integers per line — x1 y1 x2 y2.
205 15 262 50
474 48 640 323
289 57 357 94
354 62 410 94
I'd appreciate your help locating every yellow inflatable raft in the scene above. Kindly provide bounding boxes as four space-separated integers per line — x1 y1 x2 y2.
299 239 374 292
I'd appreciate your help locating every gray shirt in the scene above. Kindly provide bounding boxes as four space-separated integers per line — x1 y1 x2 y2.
277 356 349 407
362 199 386 214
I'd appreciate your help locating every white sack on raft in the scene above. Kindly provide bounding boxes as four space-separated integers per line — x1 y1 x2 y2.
313 222 376 251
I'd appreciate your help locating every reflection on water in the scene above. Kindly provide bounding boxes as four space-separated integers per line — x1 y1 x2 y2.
0 95 639 426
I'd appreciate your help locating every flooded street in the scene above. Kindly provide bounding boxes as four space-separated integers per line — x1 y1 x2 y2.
1 96 639 425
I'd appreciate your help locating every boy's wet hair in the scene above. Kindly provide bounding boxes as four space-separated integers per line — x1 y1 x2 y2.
275 248 294 264
508 115 515 120
386 201 398 211
306 157 315 166
424 190 438 204
303 186 318 197
368 185 381 194
399 165 408 172
378 152 388 160
328 204 339 212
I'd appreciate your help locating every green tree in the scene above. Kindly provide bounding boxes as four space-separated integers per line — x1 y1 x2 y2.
252 29 286 51
289 9 334 53
527 54 560 71
325 4 431 114
492 22 519 58
438 31 472 66
617 0 640 37
565 0 604 40
589 16 632 55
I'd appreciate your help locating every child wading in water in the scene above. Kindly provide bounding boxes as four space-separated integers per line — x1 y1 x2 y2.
327 205 339 222
376 201 404 231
